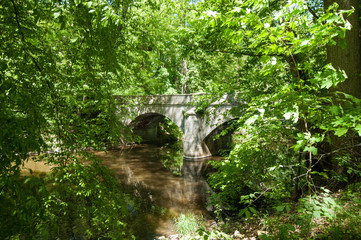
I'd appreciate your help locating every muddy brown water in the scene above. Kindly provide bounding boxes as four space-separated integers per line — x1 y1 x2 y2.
23 144 219 239
94 144 217 238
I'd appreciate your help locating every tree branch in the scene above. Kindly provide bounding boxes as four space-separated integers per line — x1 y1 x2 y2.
203 48 283 57
10 0 43 73
251 183 281 204
307 4 320 20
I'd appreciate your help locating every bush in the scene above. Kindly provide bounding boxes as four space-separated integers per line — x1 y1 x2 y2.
208 117 300 217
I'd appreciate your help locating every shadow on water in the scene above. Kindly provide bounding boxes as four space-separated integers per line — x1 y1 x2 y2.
94 144 217 239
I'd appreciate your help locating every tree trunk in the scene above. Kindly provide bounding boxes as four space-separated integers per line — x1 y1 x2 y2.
324 0 361 98
324 0 361 173
182 58 188 93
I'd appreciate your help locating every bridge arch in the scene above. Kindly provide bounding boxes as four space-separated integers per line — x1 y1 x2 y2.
130 112 183 145
203 119 238 156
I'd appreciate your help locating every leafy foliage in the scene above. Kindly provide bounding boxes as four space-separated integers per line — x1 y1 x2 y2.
0 0 145 238
2 0 361 238
0 154 131 239
196 0 361 219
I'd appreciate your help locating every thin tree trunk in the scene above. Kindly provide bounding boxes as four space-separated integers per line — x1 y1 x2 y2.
182 58 188 93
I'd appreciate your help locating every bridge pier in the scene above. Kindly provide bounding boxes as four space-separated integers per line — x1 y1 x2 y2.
183 109 211 159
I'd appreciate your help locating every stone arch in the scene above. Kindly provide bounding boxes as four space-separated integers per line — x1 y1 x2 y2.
203 119 238 155
130 112 183 145
131 107 186 133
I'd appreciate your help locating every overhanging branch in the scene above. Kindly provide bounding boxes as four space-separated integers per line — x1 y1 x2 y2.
204 48 283 57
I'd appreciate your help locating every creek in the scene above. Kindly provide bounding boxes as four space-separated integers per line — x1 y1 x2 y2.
93 144 219 239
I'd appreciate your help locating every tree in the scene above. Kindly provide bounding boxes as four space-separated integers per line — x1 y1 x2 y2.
0 0 153 238
323 0 361 174
190 0 361 214
325 0 361 98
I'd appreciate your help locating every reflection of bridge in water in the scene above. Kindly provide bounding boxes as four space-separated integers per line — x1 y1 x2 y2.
116 94 245 159
95 144 219 236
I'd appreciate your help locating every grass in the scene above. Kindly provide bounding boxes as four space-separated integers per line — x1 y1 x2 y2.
173 212 204 237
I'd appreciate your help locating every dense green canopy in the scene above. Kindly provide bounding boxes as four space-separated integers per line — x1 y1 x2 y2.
1 0 361 239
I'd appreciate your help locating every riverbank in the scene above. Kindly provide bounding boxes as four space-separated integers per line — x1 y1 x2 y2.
155 184 361 240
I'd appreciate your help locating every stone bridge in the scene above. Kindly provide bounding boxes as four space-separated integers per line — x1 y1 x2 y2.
116 94 243 159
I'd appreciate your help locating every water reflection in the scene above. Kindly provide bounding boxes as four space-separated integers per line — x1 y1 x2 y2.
159 142 184 176
94 144 216 238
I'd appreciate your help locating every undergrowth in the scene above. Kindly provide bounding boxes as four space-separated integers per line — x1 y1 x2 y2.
197 183 361 240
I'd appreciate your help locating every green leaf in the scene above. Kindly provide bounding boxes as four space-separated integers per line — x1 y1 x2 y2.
334 128 348 137
275 205 285 212
71 37 78 43
245 209 251 218
329 105 339 115
304 146 318 155
53 11 61 18
238 208 247 217
354 124 361 136
249 206 257 214
321 79 333 89
311 171 329 179
313 210 321 219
